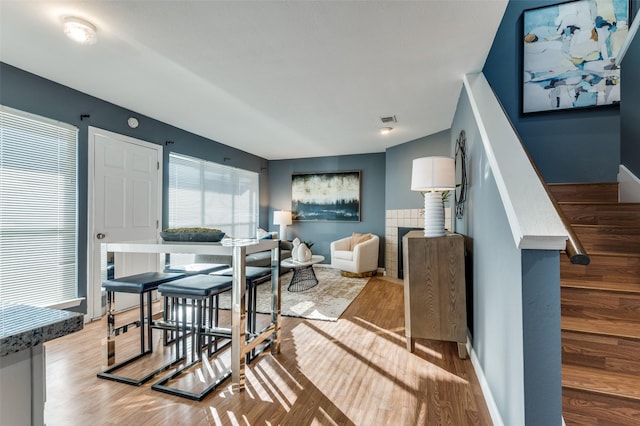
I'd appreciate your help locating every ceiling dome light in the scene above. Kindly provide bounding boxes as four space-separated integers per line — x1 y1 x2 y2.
380 127 393 135
63 16 97 44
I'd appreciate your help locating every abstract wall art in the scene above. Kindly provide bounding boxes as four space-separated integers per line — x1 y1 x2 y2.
523 0 629 113
291 171 361 221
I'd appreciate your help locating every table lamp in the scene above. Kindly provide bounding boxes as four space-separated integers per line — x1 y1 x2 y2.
411 156 455 237
273 210 292 240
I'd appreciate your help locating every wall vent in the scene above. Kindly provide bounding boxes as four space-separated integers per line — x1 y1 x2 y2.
380 115 397 124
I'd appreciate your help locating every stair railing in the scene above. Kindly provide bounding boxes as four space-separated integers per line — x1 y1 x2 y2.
462 73 588 264
537 176 591 265
531 188 591 265
502 108 591 266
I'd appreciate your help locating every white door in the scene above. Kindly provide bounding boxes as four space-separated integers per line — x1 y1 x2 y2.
87 127 163 319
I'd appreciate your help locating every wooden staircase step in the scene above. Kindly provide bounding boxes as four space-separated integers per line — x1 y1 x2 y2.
562 330 640 376
561 253 640 284
561 286 640 323
561 278 640 294
562 316 640 340
563 387 640 425
581 250 640 258
557 181 640 424
563 364 640 402
558 202 640 226
572 225 640 255
549 182 618 203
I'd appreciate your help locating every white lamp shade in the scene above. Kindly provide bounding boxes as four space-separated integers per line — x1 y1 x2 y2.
411 156 455 192
273 210 292 225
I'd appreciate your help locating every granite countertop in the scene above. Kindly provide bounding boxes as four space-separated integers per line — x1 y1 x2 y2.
0 302 84 357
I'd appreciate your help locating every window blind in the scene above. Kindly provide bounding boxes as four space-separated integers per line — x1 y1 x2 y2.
0 106 78 307
168 153 259 238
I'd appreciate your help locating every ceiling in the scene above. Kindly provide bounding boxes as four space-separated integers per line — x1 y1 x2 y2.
0 1 507 160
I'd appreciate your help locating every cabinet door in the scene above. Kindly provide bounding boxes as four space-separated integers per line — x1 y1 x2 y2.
0 344 45 425
404 234 466 343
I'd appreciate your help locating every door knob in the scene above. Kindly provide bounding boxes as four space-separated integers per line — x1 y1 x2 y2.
96 233 106 239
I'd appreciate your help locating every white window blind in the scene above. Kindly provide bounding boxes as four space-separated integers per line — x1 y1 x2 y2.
168 153 259 238
0 106 78 307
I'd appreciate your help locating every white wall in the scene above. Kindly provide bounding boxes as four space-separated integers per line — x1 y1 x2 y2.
452 87 524 426
452 73 565 425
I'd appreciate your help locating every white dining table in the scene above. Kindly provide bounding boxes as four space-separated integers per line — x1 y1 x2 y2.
103 238 281 392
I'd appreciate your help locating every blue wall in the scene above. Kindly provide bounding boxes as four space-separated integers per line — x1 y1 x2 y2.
0 62 269 313
385 130 452 209
521 249 561 426
621 2 640 177
483 0 621 183
268 153 386 266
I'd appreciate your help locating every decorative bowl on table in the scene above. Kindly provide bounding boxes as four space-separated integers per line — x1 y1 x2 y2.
160 227 226 242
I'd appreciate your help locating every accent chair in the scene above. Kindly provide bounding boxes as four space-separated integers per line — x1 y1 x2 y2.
330 233 379 277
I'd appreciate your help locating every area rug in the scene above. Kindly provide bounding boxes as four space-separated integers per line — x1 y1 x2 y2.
218 267 370 321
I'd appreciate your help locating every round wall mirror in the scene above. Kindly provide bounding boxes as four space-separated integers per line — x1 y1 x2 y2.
455 130 468 218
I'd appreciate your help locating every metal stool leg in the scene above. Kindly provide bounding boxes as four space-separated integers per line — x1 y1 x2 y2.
147 291 153 351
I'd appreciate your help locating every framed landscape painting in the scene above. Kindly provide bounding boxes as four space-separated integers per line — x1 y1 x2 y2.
523 0 629 113
291 171 360 221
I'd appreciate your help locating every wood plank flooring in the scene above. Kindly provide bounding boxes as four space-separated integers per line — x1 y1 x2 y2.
43 276 492 425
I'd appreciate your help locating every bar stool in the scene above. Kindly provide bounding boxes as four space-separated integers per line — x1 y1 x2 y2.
152 274 233 401
212 266 271 361
159 263 228 347
211 266 271 335
98 271 185 386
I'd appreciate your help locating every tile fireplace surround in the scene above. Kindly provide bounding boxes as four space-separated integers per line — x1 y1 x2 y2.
385 208 452 279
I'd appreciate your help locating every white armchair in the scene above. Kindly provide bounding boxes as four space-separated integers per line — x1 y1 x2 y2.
330 233 379 276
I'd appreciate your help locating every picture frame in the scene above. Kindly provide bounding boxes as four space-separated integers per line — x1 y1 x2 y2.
291 171 361 221
522 0 629 113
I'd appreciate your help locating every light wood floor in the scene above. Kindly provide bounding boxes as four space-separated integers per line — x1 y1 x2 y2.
43 276 492 425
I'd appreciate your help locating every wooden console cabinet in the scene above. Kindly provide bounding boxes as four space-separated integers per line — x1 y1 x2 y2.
402 231 467 358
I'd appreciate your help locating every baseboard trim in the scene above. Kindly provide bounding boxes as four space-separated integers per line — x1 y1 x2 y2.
467 335 505 426
618 164 640 202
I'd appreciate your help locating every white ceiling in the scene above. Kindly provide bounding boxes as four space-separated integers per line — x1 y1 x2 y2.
0 1 507 160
